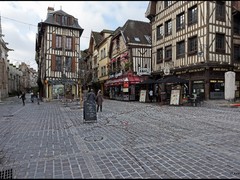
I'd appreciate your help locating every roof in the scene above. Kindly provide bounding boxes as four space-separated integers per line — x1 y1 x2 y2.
121 19 151 45
42 9 83 31
92 31 103 46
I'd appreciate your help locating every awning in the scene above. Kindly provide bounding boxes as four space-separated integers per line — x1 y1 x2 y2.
105 74 143 86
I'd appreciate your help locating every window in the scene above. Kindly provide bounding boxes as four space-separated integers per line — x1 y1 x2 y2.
65 56 72 72
234 45 240 63
157 48 163 64
66 37 72 50
144 35 152 43
188 5 198 25
165 19 172 36
164 1 172 8
176 40 185 58
216 1 225 21
134 37 140 42
56 56 62 71
216 33 225 53
176 12 185 31
56 14 62 25
165 45 172 61
156 24 164 40
188 36 198 55
56 35 62 49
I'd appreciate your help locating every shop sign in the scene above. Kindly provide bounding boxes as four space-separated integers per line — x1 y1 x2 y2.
123 88 129 92
193 80 204 84
175 70 187 75
189 68 205 73
123 82 129 88
137 67 151 75
212 67 228 71
210 80 224 83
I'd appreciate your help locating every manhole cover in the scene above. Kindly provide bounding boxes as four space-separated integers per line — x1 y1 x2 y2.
84 136 103 142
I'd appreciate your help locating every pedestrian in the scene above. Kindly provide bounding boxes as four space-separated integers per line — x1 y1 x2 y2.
30 91 34 103
96 90 104 112
37 92 40 105
149 89 153 102
87 89 96 102
20 92 26 106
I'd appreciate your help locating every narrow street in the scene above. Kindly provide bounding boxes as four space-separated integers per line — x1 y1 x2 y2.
0 95 240 178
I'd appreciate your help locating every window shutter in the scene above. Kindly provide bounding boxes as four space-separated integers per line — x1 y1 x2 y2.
51 55 56 71
72 37 75 51
71 57 75 73
52 33 56 49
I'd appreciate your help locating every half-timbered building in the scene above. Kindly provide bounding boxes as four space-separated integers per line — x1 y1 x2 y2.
105 19 152 101
36 7 83 100
146 1 240 100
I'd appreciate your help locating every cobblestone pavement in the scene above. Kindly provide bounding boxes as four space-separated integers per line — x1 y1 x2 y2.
0 95 240 179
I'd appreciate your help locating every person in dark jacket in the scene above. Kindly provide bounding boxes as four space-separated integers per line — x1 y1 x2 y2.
87 89 96 102
20 92 26 106
96 90 104 112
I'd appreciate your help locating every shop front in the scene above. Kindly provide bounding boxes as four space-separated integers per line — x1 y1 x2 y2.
105 72 144 101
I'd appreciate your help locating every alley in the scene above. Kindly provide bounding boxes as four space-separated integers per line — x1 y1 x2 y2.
0 96 240 178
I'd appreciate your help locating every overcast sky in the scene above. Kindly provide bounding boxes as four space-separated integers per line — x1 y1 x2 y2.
0 1 149 70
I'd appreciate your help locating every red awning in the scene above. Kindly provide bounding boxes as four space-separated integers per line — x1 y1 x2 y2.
105 74 143 87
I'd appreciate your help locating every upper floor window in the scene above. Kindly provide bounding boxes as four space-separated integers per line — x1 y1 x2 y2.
66 37 72 50
234 44 240 63
56 35 62 49
216 33 225 53
188 35 198 55
176 40 185 59
157 48 163 64
165 45 172 61
165 19 172 36
65 56 72 72
176 12 185 31
188 5 198 26
164 1 172 8
56 14 61 25
156 24 164 40
56 56 62 71
116 38 120 50
216 1 225 21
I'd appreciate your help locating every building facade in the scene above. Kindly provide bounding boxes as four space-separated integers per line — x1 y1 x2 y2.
35 7 83 100
146 1 240 100
105 19 152 101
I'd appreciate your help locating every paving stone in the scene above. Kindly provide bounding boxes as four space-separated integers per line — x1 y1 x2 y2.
0 97 240 178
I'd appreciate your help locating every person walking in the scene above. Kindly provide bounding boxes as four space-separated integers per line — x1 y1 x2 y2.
149 89 153 102
87 89 96 102
37 92 40 105
20 92 26 106
96 90 104 112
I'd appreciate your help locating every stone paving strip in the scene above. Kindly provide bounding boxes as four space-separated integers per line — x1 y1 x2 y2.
0 97 240 178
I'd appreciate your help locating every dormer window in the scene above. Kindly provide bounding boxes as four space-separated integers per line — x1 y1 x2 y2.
55 14 72 26
134 37 140 42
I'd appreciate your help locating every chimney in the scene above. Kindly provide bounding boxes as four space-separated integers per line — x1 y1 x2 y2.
47 7 54 19
47 7 54 14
